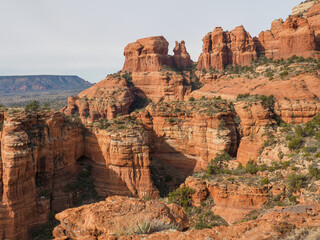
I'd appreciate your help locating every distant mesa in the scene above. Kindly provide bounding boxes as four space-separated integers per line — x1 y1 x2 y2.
0 75 92 94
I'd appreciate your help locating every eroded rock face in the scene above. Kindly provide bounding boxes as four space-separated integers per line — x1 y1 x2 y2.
131 71 190 103
146 101 239 173
122 36 192 73
184 177 269 224
53 196 189 239
292 0 318 17
62 75 134 123
197 3 320 71
234 102 276 165
173 41 193 69
197 26 258 70
307 2 320 47
258 15 318 59
0 111 84 240
84 127 158 198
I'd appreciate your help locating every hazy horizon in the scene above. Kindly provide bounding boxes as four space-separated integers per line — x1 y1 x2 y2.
0 0 302 83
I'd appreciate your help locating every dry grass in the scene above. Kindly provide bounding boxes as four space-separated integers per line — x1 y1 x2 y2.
110 216 178 237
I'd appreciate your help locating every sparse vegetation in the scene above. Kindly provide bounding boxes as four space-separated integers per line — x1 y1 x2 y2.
64 164 100 205
168 186 195 208
112 216 178 237
25 100 41 112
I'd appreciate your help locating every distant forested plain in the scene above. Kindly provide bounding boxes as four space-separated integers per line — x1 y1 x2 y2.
0 75 93 110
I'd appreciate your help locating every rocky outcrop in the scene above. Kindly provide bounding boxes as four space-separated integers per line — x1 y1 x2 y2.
184 177 269 224
197 26 258 70
197 3 320 71
53 196 189 239
111 204 320 240
62 74 134 123
307 2 320 47
173 41 193 69
292 0 318 17
122 36 192 73
258 15 319 59
0 111 84 240
0 111 161 239
131 71 190 103
84 124 158 198
146 100 239 173
234 102 276 165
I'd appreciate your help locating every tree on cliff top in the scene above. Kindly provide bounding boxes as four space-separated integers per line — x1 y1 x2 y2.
25 100 40 112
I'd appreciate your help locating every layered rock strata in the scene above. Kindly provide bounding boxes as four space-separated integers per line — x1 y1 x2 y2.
84 125 158 198
146 100 239 172
0 111 84 240
184 177 270 224
62 75 134 123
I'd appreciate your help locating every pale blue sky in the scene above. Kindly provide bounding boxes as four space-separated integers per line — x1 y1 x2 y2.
0 0 302 83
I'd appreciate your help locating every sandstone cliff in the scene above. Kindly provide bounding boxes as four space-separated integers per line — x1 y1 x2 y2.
0 111 84 240
84 118 158 198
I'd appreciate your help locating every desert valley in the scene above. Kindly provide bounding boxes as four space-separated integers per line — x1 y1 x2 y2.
1 1 320 239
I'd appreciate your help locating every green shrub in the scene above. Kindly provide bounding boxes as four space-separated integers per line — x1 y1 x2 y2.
287 173 308 193
189 97 195 101
245 160 258 174
168 186 195 208
207 151 232 175
260 178 270 185
194 211 222 230
121 72 133 86
288 136 304 150
309 166 320 180
236 93 250 100
25 100 40 112
280 70 289 78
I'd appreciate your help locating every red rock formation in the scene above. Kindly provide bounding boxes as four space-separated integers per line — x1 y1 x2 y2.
197 5 320 71
173 40 192 69
53 196 189 239
234 102 276 165
257 15 319 59
84 126 158 198
197 26 258 70
62 74 134 123
122 36 192 73
0 111 161 239
184 177 269 224
0 111 84 240
146 101 239 173
307 2 320 48
123 36 173 72
131 71 190 103
111 204 320 240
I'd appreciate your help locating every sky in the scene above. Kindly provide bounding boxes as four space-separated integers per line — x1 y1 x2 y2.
0 0 302 83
